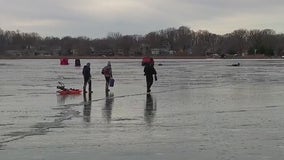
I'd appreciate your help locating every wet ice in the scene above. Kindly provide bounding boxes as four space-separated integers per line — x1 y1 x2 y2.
1 59 284 160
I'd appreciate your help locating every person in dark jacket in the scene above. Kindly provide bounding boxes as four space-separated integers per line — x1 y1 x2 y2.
82 62 91 93
75 59 81 67
144 63 157 93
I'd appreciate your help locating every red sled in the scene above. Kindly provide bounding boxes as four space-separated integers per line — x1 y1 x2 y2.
56 81 82 95
57 89 82 95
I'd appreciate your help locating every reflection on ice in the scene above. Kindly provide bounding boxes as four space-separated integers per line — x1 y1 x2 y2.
56 94 81 105
102 92 114 123
144 94 157 126
83 93 92 123
2 59 284 159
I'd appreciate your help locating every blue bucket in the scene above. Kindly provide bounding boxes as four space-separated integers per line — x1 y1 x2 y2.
109 78 115 87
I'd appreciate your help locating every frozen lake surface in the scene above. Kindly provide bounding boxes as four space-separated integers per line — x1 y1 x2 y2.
1 59 284 160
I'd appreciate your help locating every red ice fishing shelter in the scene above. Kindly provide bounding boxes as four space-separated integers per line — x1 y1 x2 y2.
60 58 69 65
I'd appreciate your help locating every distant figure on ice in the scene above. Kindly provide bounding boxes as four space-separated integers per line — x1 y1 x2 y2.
75 59 81 67
82 62 92 93
232 62 240 66
101 61 113 92
144 60 157 93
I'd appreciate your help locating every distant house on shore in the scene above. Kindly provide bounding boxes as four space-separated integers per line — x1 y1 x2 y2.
91 49 114 56
4 50 23 56
151 48 175 56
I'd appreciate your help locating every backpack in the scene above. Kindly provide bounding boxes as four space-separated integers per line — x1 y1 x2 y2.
102 66 111 76
142 57 154 66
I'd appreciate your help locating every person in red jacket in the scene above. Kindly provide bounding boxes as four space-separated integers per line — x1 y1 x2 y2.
101 61 113 92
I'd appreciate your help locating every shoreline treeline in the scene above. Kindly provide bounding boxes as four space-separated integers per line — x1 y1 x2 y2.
0 26 284 57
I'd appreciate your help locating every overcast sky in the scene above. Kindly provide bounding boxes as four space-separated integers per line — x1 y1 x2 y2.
0 0 283 38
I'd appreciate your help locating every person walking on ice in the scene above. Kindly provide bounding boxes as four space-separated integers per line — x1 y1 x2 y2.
144 59 157 93
82 62 92 93
101 61 113 92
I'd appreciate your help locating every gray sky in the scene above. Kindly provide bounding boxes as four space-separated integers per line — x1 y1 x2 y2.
1 0 283 38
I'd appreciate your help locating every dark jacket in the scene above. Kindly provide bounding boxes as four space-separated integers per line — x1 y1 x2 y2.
82 65 91 78
144 65 157 77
